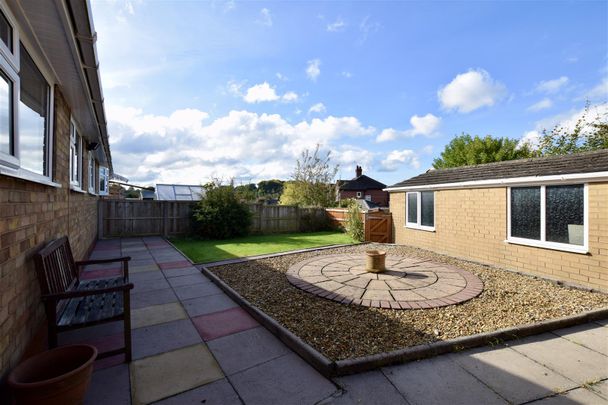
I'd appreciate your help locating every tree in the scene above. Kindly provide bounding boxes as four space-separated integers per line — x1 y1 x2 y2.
433 134 532 169
257 180 284 197
279 145 339 207
234 183 257 202
537 102 608 156
192 180 252 239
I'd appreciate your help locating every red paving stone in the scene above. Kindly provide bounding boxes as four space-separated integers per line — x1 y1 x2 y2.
192 307 259 341
81 268 123 280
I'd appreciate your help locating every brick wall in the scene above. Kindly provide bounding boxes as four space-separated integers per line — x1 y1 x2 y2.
390 184 608 291
0 87 99 378
340 189 389 206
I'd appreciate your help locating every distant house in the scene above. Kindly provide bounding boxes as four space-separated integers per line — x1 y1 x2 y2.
386 150 608 291
339 166 389 206
156 184 205 201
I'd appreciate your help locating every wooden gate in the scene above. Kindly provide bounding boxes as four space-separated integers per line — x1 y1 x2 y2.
364 212 392 243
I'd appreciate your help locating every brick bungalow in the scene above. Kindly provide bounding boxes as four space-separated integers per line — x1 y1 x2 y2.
386 150 608 291
0 1 112 379
339 165 389 206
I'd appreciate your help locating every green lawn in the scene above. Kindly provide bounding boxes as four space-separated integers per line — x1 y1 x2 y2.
171 231 355 263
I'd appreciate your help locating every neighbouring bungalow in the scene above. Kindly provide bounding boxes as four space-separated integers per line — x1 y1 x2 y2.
0 1 112 380
339 165 389 206
386 150 608 291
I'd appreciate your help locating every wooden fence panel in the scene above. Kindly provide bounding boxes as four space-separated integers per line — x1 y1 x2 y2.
98 200 328 238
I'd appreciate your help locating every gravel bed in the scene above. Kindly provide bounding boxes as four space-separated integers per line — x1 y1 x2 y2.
209 243 608 361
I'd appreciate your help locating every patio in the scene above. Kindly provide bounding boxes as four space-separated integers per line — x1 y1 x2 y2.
73 237 608 404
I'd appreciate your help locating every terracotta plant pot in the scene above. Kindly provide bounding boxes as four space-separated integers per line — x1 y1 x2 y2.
8 344 97 405
366 250 386 273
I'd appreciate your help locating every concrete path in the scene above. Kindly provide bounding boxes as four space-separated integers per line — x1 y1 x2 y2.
67 237 607 405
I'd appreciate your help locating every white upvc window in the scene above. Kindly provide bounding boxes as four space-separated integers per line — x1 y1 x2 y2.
0 4 56 186
507 184 588 254
69 120 82 189
87 151 96 194
356 191 362 198
98 166 109 196
405 191 435 231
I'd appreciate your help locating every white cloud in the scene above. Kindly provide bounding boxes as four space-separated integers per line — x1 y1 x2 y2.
341 71 353 79
581 77 608 101
276 72 288 81
376 113 441 142
422 145 434 155
243 82 280 103
517 130 541 149
358 16 380 44
106 106 376 185
306 59 321 81
535 76 569 94
282 91 299 102
226 79 245 97
327 17 346 32
308 102 326 114
257 8 272 27
379 150 420 172
438 69 507 113
527 98 553 112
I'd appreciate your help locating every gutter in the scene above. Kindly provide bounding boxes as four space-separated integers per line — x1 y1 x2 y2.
63 0 113 174
384 171 608 192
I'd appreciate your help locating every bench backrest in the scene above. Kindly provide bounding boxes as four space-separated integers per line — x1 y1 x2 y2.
34 236 79 296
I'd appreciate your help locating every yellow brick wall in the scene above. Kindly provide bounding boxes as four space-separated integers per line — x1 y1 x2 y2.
390 183 608 291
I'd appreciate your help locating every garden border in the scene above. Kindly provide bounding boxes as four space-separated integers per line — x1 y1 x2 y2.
167 240 608 377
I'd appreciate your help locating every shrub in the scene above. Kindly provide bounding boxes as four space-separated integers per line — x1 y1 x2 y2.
345 199 364 242
299 208 333 233
192 181 252 239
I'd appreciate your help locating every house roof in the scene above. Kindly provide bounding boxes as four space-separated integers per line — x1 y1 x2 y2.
340 175 387 191
387 149 608 190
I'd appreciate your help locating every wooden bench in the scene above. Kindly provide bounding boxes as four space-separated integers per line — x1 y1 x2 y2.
34 236 134 362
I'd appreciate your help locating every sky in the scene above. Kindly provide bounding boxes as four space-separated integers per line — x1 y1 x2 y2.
90 0 608 187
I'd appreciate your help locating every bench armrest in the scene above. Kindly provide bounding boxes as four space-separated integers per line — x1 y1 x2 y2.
75 256 131 280
42 283 134 301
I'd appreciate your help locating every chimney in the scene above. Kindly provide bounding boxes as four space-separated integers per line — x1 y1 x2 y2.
355 165 362 177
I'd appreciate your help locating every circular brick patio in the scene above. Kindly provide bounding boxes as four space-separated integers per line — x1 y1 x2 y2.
286 254 483 309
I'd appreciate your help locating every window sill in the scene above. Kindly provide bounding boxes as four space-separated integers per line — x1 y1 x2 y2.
88 190 97 196
505 238 588 254
0 165 61 188
70 185 86 194
405 224 436 232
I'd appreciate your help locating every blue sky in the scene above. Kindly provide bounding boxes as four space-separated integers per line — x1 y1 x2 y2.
90 0 608 187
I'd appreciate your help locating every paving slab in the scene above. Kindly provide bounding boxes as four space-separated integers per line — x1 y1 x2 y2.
131 288 178 310
154 378 242 405
509 333 608 384
321 370 408 405
192 307 259 341
167 273 210 288
532 387 608 404
553 324 608 355
130 264 160 274
130 344 223 405
229 353 337 405
173 282 224 301
383 356 507 405
450 346 576 404
162 266 201 278
131 277 170 294
85 364 130 405
132 319 201 360
59 321 123 344
182 294 238 317
129 270 165 282
207 326 289 375
131 302 187 329
589 380 608 400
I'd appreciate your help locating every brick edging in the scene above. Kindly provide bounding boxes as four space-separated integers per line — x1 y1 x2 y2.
200 260 608 377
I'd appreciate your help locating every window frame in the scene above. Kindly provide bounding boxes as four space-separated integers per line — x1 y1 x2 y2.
356 191 362 198
87 150 96 194
405 191 435 232
69 119 83 190
98 165 109 196
0 3 57 186
507 184 589 254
